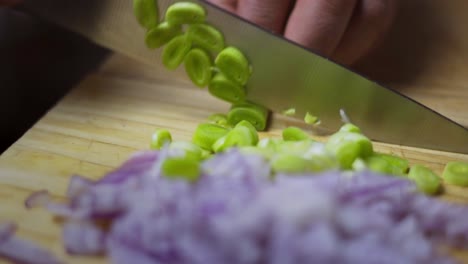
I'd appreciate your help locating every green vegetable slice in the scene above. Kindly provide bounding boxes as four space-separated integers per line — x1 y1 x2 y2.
166 2 206 25
212 126 254 152
281 108 296 116
271 154 316 174
161 157 201 182
207 113 229 127
150 129 172 150
442 161 468 186
326 131 373 169
169 141 206 161
162 35 192 70
235 120 259 145
184 48 213 88
304 112 320 125
408 165 441 195
215 46 251 86
192 123 230 151
187 23 225 52
282 127 309 141
133 0 159 30
339 123 361 134
208 72 246 104
145 22 182 49
227 102 269 131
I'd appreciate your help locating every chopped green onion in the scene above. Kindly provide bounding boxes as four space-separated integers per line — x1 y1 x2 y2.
408 165 441 195
169 141 205 161
145 22 182 49
208 73 246 104
356 153 409 176
227 102 269 131
150 129 172 150
271 154 313 174
275 140 314 156
184 48 213 88
192 123 229 151
165 2 206 25
304 112 320 125
326 131 373 169
187 23 225 52
235 120 259 145
281 108 296 116
212 125 255 152
215 46 251 86
257 138 282 151
133 0 159 30
339 123 361 134
212 135 227 153
378 153 409 176
161 157 201 182
282 127 309 141
162 35 192 70
207 113 229 126
442 161 468 186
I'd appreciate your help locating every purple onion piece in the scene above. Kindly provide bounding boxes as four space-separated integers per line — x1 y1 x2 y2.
63 221 105 255
24 190 51 209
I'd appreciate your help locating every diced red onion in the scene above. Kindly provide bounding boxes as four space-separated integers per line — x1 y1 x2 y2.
63 221 105 255
0 222 62 264
24 190 51 209
13 149 468 263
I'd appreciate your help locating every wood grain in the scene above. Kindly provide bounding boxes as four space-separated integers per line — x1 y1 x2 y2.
1 0 468 263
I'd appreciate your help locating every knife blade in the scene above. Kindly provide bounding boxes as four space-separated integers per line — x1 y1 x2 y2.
21 0 468 154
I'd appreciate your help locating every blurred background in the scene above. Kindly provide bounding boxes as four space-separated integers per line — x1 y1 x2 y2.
0 7 109 152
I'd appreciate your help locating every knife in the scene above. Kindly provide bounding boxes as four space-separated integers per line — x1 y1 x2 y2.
21 0 468 154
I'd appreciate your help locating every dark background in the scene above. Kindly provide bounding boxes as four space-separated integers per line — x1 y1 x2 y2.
0 8 109 153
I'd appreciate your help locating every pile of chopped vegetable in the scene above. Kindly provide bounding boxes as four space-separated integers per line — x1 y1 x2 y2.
2 1 468 263
2 148 468 263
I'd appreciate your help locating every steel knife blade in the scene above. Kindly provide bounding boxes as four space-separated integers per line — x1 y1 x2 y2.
21 0 468 153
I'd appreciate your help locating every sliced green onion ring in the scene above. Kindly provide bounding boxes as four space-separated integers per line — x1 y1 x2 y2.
208 72 246 104
133 0 159 30
192 123 230 151
150 129 172 150
227 102 269 131
207 113 229 126
281 108 296 116
282 127 310 141
145 22 182 49
187 23 225 52
162 35 192 70
304 112 320 125
408 164 441 195
215 46 251 86
161 157 201 182
443 161 468 186
184 48 213 88
169 141 205 161
166 2 206 25
326 131 373 169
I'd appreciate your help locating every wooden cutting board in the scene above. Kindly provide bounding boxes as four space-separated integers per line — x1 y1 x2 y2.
2 1 468 263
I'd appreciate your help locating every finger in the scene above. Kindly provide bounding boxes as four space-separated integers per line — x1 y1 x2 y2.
284 0 357 57
206 0 237 13
237 0 294 34
332 0 398 65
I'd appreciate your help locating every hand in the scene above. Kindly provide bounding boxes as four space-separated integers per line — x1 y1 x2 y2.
207 0 398 65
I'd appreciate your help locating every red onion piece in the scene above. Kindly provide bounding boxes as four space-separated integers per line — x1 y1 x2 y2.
24 190 51 209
